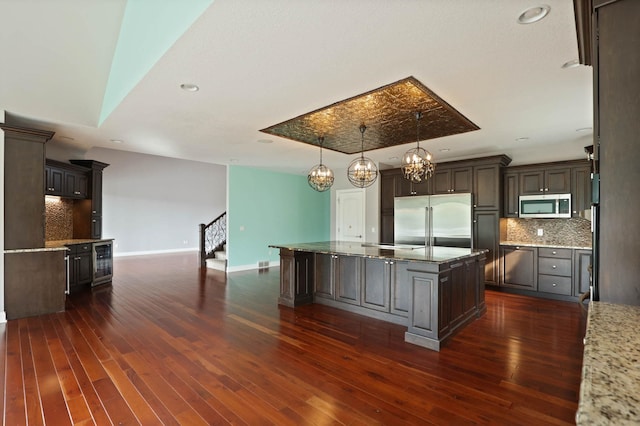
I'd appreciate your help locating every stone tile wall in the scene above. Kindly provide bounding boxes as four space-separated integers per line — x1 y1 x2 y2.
45 197 73 241
504 217 592 247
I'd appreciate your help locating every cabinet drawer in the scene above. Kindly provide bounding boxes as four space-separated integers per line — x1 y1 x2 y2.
538 247 572 259
538 274 572 295
68 243 92 254
538 257 572 276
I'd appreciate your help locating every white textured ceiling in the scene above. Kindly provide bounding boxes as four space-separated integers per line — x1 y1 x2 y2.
0 0 593 173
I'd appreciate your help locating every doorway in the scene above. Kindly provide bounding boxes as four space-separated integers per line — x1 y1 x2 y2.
336 189 365 242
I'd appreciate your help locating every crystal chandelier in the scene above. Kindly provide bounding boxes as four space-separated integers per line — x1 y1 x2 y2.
402 111 435 183
347 124 378 188
307 136 334 192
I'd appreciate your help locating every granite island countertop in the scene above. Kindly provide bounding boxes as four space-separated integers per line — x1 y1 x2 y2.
45 238 114 249
576 302 640 425
270 241 488 263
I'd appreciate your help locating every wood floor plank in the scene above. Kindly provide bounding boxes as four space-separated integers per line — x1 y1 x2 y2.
2 253 588 425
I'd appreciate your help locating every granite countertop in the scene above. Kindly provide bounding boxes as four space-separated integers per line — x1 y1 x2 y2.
45 238 114 248
4 246 69 254
269 241 488 263
576 302 640 425
500 240 592 250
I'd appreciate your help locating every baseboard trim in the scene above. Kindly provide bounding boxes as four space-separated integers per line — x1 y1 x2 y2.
114 248 198 258
227 260 280 273
0 311 6 324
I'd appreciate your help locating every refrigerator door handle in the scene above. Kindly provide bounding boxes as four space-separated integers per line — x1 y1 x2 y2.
425 206 430 248
429 207 434 247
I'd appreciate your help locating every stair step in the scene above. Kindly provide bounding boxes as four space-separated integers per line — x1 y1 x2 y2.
214 250 227 261
205 258 227 272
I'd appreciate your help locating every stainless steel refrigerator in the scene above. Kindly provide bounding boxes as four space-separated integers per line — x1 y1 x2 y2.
394 193 473 248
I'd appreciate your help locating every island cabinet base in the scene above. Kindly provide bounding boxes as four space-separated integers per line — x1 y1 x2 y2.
273 243 487 351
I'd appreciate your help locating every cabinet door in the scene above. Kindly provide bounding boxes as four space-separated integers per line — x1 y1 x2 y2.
335 256 361 305
503 172 519 217
449 261 466 327
573 249 592 297
91 215 102 240
91 170 103 216
390 261 410 317
380 213 394 245
314 254 335 299
572 166 592 218
473 165 500 210
519 170 545 195
295 252 314 304
380 172 398 213
545 168 571 194
362 258 391 312
501 246 537 290
473 211 499 285
64 171 88 198
451 167 473 193
411 178 432 196
45 166 64 195
432 169 451 194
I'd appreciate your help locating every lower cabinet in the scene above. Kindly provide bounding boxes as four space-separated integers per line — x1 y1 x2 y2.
574 249 593 297
314 253 336 300
335 256 361 305
67 243 93 291
499 245 593 300
501 246 537 290
278 249 313 307
362 257 392 311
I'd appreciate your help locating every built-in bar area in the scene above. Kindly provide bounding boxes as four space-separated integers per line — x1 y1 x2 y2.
271 241 487 351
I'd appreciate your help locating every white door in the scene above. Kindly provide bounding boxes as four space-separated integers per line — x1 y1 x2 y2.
336 189 365 242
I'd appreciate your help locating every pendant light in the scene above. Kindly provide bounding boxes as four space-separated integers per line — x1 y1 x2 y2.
307 136 334 192
401 111 435 183
347 124 378 188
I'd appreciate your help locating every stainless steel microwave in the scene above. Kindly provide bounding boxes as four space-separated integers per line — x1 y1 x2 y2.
519 194 571 218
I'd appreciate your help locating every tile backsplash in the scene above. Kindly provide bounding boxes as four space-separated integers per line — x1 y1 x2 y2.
45 197 74 241
503 217 592 247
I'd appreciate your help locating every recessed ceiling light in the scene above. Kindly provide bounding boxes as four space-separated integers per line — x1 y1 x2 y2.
439 148 451 152
229 158 239 163
517 5 550 24
515 137 530 142
110 139 123 144
562 59 580 69
257 139 273 144
388 156 399 161
576 127 593 132
180 83 199 92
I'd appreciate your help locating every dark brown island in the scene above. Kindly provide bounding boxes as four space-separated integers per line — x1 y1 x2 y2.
270 241 487 351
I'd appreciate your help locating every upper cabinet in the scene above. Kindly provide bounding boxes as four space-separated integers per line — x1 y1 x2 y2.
502 160 591 218
45 159 90 199
433 166 472 194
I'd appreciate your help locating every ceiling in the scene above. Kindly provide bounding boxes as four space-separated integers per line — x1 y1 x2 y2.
0 0 593 174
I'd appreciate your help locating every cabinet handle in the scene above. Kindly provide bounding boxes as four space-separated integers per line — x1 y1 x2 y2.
390 261 394 265
539 188 544 192
552 265 557 269
75 257 81 261
74 191 80 195
515 211 518 214
545 188 549 192
552 283 557 287
552 251 557 255
473 204 477 208
473 220 477 223
573 210 577 214
92 210 97 214
92 220 96 223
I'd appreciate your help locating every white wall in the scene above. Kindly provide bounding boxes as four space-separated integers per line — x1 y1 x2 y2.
82 147 226 256
330 167 380 243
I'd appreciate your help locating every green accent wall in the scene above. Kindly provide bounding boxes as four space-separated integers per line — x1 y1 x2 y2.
228 166 330 268
99 0 213 124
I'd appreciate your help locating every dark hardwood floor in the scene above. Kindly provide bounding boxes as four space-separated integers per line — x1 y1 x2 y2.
1 253 587 425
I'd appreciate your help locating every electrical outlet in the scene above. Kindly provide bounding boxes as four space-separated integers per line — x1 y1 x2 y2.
183 240 188 245
537 229 544 236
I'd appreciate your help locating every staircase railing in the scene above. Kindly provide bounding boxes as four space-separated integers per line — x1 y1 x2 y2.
199 211 226 267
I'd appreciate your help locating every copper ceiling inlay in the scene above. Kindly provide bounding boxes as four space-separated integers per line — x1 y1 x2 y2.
260 76 480 155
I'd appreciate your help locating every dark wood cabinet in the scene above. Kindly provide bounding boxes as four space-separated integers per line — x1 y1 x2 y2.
278 249 314 307
390 261 410 317
503 171 519 217
314 253 335 300
519 168 571 195
2 124 53 249
473 164 501 210
592 0 640 305
473 210 500 286
45 166 64 195
362 258 392 312
537 248 572 296
574 249 592 297
571 165 592 218
433 166 472 194
501 246 537 290
70 160 109 239
64 170 88 198
335 255 361 305
67 243 93 291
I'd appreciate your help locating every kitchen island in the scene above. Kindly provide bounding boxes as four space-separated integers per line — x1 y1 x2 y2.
270 241 487 351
